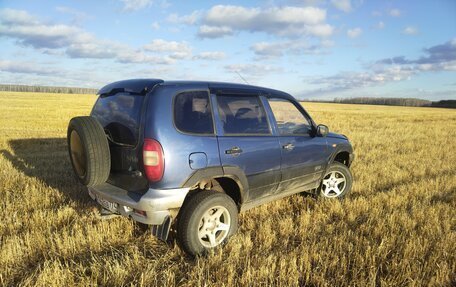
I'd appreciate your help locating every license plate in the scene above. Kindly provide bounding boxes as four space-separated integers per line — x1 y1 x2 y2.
96 196 118 212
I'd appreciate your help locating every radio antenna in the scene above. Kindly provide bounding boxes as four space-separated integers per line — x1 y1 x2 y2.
235 71 249 85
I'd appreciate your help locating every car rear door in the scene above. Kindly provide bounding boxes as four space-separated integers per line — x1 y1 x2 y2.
266 97 329 193
91 91 149 192
213 93 282 201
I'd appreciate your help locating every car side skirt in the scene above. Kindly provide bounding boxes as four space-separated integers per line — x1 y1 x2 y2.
240 180 320 212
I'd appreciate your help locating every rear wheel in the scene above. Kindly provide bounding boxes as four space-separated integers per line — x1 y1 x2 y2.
67 116 111 187
318 162 353 199
177 191 238 256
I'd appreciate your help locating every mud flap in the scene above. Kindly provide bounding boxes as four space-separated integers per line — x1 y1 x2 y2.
151 215 172 241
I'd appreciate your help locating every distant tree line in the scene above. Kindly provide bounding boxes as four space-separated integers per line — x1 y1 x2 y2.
430 100 456 109
304 97 456 109
334 97 432 107
0 84 97 94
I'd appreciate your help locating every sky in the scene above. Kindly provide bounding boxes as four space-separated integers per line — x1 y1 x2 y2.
0 0 455 100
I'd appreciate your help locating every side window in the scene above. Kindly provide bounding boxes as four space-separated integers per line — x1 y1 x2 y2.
174 91 214 134
268 98 312 135
217 95 270 135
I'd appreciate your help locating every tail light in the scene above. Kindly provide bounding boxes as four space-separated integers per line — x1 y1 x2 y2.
134 209 147 217
143 138 164 182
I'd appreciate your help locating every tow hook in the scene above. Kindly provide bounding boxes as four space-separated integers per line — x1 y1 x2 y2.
98 208 120 220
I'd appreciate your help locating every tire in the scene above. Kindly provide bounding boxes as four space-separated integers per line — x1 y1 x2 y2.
67 116 111 187
318 162 353 199
177 191 238 256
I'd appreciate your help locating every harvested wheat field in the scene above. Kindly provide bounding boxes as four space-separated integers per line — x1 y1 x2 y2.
0 91 455 286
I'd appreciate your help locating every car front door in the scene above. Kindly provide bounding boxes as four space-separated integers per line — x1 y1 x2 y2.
266 97 329 193
214 93 282 201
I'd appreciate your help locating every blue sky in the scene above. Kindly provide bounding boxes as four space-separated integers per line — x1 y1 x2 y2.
0 0 455 100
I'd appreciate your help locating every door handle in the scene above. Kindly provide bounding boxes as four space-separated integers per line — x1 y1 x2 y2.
282 143 295 151
225 146 243 155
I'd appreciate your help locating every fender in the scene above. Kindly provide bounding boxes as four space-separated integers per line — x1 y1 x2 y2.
329 142 353 165
181 165 249 203
317 142 354 183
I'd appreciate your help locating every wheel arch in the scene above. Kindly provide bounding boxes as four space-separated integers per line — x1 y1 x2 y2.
181 166 248 208
329 143 354 168
333 151 350 167
316 143 353 184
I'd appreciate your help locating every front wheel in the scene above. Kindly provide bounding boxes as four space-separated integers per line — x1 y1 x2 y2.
318 162 353 199
177 191 238 257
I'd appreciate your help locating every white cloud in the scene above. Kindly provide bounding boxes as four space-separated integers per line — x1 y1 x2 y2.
143 39 192 59
66 41 120 59
167 5 333 39
120 0 152 12
305 24 334 37
0 8 94 50
402 26 418 35
389 8 401 17
0 8 36 25
55 6 90 24
167 11 201 25
251 40 332 58
117 53 176 65
198 5 332 38
158 0 170 9
347 27 362 38
303 39 456 96
331 0 352 12
372 10 382 17
143 39 190 52
0 60 61 75
376 21 385 29
197 25 233 38
206 5 326 26
0 60 115 87
64 40 178 65
0 9 191 65
224 63 283 76
376 39 456 71
251 42 285 57
193 51 226 60
302 65 416 97
151 21 160 30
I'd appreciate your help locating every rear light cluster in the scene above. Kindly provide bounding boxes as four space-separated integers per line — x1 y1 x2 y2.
143 138 164 182
134 209 147 217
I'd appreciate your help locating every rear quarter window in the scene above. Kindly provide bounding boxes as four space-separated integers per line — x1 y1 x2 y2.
174 91 214 134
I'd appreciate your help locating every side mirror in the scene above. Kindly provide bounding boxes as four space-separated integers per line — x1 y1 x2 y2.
317 124 329 137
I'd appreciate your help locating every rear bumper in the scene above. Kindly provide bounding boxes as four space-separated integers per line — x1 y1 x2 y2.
88 183 190 225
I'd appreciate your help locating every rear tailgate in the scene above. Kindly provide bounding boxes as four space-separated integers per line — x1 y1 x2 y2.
91 79 163 192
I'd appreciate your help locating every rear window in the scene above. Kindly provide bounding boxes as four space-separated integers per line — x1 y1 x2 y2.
174 91 214 134
217 95 270 135
91 93 144 145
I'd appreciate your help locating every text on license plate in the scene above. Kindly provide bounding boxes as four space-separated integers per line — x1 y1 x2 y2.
96 196 118 212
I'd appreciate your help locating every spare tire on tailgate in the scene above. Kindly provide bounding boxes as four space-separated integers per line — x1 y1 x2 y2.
67 116 111 187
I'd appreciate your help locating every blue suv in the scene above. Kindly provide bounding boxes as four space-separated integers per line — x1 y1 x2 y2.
67 79 354 256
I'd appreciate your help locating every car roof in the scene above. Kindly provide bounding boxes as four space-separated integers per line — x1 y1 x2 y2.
98 78 294 100
162 80 294 100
